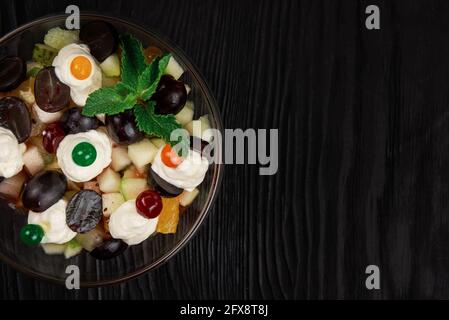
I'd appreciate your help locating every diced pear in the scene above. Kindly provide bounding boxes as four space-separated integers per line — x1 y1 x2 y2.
100 54 121 77
97 168 121 193
175 101 194 125
102 192 125 217
164 56 184 80
33 103 63 124
128 139 158 168
64 239 82 259
185 115 212 143
75 227 106 252
179 188 200 207
96 113 106 123
185 84 191 95
111 146 132 172
41 243 66 255
23 145 45 175
150 138 167 149
123 165 139 179
120 178 148 200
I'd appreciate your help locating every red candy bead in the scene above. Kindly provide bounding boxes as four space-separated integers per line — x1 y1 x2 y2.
136 190 163 219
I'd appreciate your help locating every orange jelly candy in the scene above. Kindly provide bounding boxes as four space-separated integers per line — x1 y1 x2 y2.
156 197 180 234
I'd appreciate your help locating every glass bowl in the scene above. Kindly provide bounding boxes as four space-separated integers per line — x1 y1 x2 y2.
0 14 223 286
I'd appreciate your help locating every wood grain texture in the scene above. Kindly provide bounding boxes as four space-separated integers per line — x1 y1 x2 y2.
1 0 449 299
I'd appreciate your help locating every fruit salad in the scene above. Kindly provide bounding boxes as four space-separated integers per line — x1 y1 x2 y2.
0 22 212 260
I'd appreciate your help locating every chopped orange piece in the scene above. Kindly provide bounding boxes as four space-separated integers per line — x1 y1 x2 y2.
156 197 180 234
143 46 163 64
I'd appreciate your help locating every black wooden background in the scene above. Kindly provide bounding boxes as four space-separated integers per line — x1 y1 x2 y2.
1 0 449 300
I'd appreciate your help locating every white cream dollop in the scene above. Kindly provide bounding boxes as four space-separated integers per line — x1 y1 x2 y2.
108 200 159 246
151 147 209 192
57 130 112 182
0 127 26 178
28 199 76 244
52 43 102 106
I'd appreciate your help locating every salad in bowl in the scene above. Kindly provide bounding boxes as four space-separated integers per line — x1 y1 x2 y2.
0 19 215 262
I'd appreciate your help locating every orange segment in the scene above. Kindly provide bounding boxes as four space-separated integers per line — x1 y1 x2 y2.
156 197 180 234
70 55 92 80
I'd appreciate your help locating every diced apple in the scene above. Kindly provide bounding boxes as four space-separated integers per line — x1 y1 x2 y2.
100 54 121 77
175 101 194 125
0 172 27 201
135 164 149 176
123 165 139 179
179 188 200 207
96 113 106 123
150 138 167 148
75 227 106 252
84 180 101 194
41 243 66 255
102 192 125 217
33 103 63 124
128 139 158 168
164 56 184 80
111 146 132 172
64 239 82 259
45 159 60 170
185 115 212 143
185 84 191 95
97 168 121 193
23 145 45 175
120 178 148 200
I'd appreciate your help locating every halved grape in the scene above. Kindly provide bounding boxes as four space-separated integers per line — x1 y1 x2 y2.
34 67 70 113
0 96 32 143
66 190 102 233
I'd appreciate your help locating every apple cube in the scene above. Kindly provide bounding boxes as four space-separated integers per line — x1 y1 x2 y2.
84 180 101 194
102 192 125 217
97 168 121 193
128 139 158 168
111 146 132 172
23 145 45 175
150 138 166 149
175 101 194 125
185 115 212 143
120 178 148 200
179 188 200 207
164 56 184 80
123 165 139 179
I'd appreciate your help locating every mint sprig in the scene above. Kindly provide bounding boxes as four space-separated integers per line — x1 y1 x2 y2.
82 34 184 147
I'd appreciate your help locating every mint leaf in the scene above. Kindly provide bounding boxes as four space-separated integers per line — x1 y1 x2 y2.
82 86 137 116
137 54 171 100
134 101 186 147
120 34 148 89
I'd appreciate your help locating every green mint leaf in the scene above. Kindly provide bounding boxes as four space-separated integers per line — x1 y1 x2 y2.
82 86 137 116
134 101 186 147
137 54 171 101
120 34 148 89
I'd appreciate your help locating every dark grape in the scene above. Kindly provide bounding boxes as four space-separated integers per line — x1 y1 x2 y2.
105 109 144 145
66 190 102 233
147 168 183 198
22 170 67 212
34 67 71 112
79 21 118 62
60 108 100 134
153 75 187 115
90 239 128 260
0 57 26 92
0 96 31 143
42 123 65 153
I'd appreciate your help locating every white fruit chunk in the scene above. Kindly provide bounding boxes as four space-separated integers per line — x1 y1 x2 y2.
185 114 212 142
33 103 63 124
102 192 125 217
128 139 158 168
64 239 82 259
111 146 132 172
96 113 106 123
179 188 200 207
120 178 148 200
185 84 191 95
75 228 106 252
97 167 121 193
23 145 45 175
150 138 167 149
100 53 121 77
164 56 184 80
41 243 66 255
175 101 194 125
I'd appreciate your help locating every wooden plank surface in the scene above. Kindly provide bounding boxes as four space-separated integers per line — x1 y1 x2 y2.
1 0 449 299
